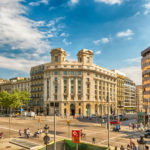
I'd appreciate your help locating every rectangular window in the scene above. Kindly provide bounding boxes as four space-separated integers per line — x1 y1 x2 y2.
78 71 82 75
71 71 74 75
54 72 58 75
55 56 58 62
64 71 67 75
87 57 90 63
55 85 57 93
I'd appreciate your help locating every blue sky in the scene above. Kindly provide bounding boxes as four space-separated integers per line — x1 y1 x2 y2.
0 0 150 84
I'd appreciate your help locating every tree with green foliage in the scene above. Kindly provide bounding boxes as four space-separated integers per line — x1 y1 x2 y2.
0 90 11 108
0 90 31 109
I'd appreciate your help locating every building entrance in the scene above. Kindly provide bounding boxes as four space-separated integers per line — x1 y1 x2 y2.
70 104 75 116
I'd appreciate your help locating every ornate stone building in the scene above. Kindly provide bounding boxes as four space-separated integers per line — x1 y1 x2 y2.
0 77 31 113
30 48 117 116
0 77 30 93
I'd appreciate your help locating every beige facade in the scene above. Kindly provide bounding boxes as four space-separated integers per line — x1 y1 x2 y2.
30 48 117 116
0 78 8 84
124 78 136 113
0 77 31 93
116 73 125 114
141 47 150 112
136 85 143 112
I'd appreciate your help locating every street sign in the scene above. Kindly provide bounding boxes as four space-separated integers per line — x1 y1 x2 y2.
20 108 23 112
72 129 81 144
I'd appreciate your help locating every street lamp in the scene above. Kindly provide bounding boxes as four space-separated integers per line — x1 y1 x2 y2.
107 92 110 148
137 136 146 150
43 124 50 150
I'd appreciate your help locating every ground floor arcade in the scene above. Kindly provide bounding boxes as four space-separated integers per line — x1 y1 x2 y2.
40 101 117 116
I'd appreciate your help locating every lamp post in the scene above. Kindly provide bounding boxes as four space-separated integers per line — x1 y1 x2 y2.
107 92 110 148
137 136 146 150
54 102 56 150
43 124 50 150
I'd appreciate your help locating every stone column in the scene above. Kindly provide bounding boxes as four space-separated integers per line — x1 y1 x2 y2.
74 77 78 101
44 79 47 102
67 78 71 100
58 76 63 101
82 76 86 101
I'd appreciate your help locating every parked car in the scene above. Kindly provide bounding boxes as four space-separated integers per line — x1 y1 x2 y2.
91 114 96 118
144 129 150 138
119 115 128 121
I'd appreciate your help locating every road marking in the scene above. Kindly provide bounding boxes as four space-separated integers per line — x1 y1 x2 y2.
0 126 18 132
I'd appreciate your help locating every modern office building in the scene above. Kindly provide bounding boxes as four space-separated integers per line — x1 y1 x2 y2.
141 47 150 113
136 85 143 112
116 73 125 114
124 78 136 113
29 65 44 114
30 48 117 116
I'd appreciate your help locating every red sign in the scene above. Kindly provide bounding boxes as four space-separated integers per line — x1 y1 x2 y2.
72 130 81 144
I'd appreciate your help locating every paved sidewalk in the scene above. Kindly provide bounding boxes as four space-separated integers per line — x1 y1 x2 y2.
10 138 41 150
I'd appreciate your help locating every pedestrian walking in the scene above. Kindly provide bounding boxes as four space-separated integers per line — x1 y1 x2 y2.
129 123 131 130
120 145 124 150
19 129 22 136
24 128 27 137
127 144 130 150
132 123 135 131
40 128 43 134
26 128 30 138
92 137 95 144
130 138 133 149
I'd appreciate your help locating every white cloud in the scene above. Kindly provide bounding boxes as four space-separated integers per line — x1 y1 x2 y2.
29 0 48 6
95 51 102 55
60 32 69 37
62 38 72 45
119 66 142 85
101 38 110 43
116 29 133 37
134 11 140 17
93 37 110 45
0 0 50 54
144 2 150 15
0 55 47 73
94 0 122 5
68 0 79 6
125 57 141 64
71 0 79 4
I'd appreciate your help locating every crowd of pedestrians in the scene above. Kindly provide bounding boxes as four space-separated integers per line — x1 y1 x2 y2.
18 128 43 138
129 122 145 131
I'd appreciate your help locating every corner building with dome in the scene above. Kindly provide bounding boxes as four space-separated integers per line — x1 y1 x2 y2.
30 48 117 116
